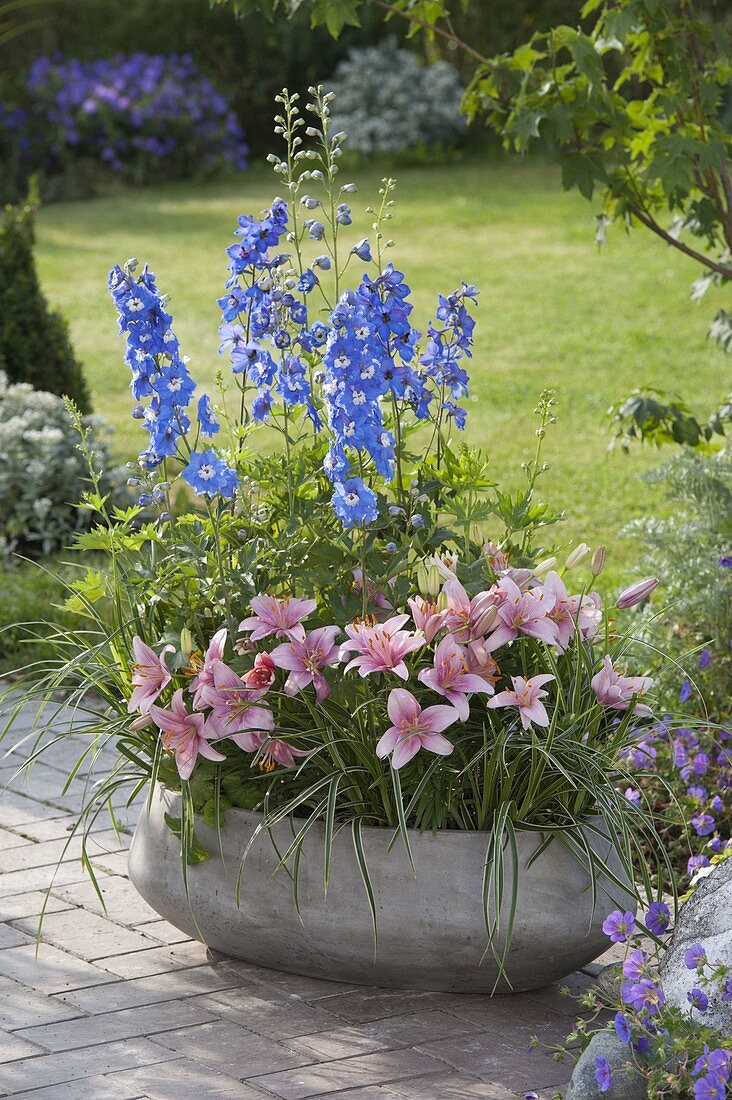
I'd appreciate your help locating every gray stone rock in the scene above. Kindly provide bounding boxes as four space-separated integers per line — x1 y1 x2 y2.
594 962 622 1004
565 1031 646 1100
659 859 732 1034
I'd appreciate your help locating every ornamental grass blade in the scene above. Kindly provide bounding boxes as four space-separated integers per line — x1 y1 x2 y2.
389 765 415 872
351 817 377 953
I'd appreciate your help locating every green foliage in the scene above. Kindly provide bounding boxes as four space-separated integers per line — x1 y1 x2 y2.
0 194 90 411
608 388 732 452
622 448 732 710
469 2 731 285
215 0 732 445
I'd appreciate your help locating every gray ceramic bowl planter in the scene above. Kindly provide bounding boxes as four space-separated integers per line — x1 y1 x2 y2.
128 783 636 994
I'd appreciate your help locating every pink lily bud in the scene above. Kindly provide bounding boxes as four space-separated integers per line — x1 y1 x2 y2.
590 546 607 577
534 556 558 577
130 713 154 732
616 577 659 609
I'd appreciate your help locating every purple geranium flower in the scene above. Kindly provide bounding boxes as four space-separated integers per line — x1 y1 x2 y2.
602 909 636 943
692 811 716 836
594 1056 613 1093
688 854 711 876
694 1074 726 1100
685 943 708 970
614 1012 632 1044
645 901 671 936
622 949 649 982
688 989 709 1012
622 978 665 1016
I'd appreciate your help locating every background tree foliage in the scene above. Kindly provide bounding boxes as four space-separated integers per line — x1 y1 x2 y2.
221 0 731 447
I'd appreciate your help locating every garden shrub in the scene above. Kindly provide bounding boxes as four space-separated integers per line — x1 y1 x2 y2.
0 196 90 411
618 449 731 889
0 372 119 560
328 40 465 156
2 54 248 195
622 448 732 712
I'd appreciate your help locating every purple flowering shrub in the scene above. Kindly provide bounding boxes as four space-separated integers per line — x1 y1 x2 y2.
554 906 731 1099
2 53 248 190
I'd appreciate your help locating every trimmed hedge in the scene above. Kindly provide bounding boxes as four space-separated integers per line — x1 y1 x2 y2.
0 194 90 412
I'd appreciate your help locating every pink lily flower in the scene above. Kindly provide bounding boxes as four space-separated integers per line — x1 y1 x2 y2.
206 661 274 749
270 626 341 703
339 614 423 679
149 689 226 780
487 674 555 730
242 652 276 699
484 576 558 652
442 578 498 643
591 656 654 718
239 595 317 643
189 627 228 709
465 640 501 685
128 636 174 714
407 595 446 644
253 736 311 771
542 571 578 652
418 634 494 720
569 590 603 640
376 688 459 769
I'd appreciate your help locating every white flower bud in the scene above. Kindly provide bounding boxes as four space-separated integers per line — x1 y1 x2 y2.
564 543 591 570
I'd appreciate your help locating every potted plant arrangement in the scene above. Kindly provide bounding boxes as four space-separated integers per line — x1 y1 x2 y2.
1 89 677 994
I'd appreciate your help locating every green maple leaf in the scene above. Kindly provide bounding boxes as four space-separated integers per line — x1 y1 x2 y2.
310 0 360 35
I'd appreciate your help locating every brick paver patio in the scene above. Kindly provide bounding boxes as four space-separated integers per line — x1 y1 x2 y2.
0 690 616 1099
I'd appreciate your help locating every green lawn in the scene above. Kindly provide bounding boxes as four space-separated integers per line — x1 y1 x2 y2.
34 157 722 576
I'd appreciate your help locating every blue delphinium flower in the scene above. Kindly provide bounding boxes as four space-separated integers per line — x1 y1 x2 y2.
108 262 193 470
331 478 378 527
182 449 238 498
252 390 274 423
419 281 478 429
304 219 325 240
297 269 317 294
680 678 693 702
351 239 372 262
197 394 220 437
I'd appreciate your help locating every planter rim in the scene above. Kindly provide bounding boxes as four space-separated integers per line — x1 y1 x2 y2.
157 783 607 841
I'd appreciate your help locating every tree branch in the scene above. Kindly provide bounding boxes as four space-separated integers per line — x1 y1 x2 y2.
369 0 491 66
630 205 732 279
